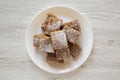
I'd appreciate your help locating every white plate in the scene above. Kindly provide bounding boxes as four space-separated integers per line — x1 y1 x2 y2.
25 6 93 74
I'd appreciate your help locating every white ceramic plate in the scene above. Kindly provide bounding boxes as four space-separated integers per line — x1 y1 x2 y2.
25 6 93 74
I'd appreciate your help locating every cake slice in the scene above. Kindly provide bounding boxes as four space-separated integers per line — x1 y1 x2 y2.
33 34 41 47
51 30 68 50
41 13 62 35
63 20 80 31
56 48 70 61
47 53 64 64
33 34 54 53
63 26 80 44
68 42 82 58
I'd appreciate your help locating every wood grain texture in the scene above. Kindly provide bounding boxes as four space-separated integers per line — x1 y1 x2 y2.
0 0 120 80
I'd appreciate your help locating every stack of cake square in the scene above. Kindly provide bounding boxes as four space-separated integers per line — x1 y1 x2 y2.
33 13 82 65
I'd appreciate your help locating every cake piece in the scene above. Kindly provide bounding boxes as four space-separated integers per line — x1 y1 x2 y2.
69 42 82 58
56 48 70 61
41 13 62 35
63 26 80 44
33 34 54 53
63 20 80 31
47 53 64 64
51 30 68 50
33 34 41 47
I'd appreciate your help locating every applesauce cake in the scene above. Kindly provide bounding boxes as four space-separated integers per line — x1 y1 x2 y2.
63 26 80 44
51 30 68 50
33 34 54 53
33 13 82 65
62 20 80 31
41 13 62 35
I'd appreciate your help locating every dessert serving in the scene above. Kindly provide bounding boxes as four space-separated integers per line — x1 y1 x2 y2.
33 13 82 65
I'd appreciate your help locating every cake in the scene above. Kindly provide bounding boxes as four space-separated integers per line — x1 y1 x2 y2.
63 26 80 44
56 48 70 61
33 13 82 65
47 53 64 64
41 13 63 35
69 42 82 58
51 30 68 50
33 34 54 53
62 20 80 31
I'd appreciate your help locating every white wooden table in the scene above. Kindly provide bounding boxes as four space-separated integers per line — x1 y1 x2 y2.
0 0 120 80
